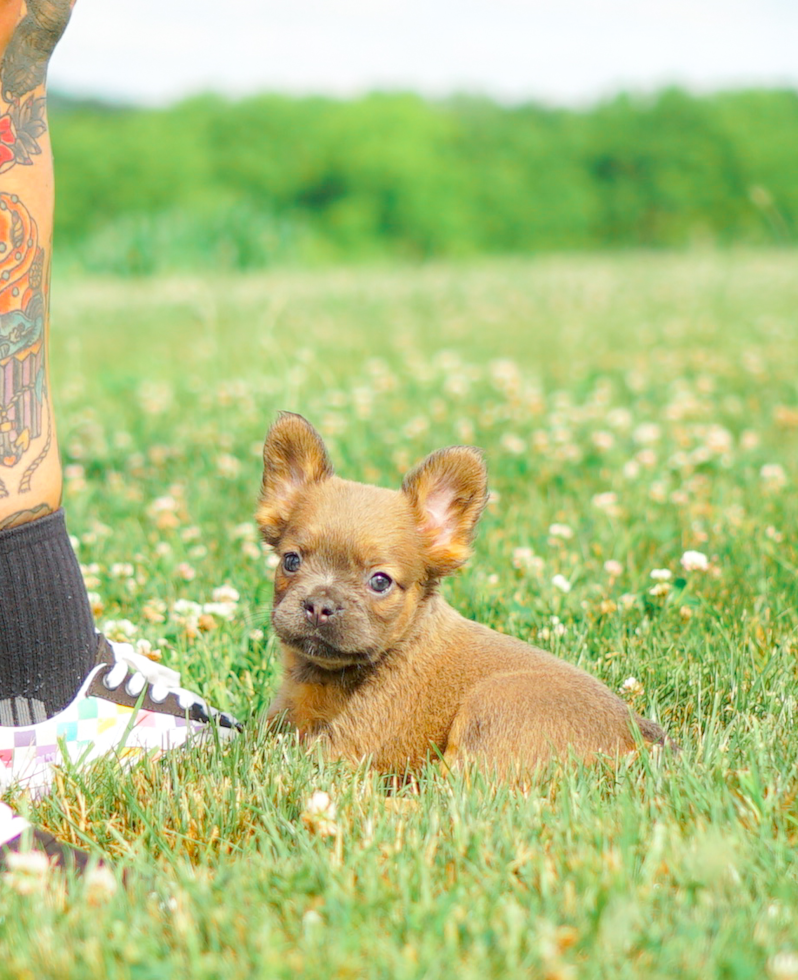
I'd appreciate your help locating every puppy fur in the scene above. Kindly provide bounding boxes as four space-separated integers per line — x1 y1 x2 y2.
258 413 668 778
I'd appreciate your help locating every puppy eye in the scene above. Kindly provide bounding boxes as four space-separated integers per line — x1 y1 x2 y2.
369 572 393 593
282 552 301 573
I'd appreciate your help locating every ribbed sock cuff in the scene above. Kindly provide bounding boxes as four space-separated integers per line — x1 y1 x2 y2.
0 509 97 721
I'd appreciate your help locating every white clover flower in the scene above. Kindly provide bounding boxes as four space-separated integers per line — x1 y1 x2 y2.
513 548 546 575
512 546 536 570
176 562 196 582
212 584 240 604
110 562 134 579
170 599 202 638
603 559 623 577
591 491 618 513
553 443 582 464
142 598 168 623
86 591 104 616
761 463 788 490
137 380 173 415
704 425 733 455
302 909 325 931
147 496 181 530
681 550 709 572
650 568 672 582
241 541 261 560
202 601 238 621
454 416 475 440
102 619 138 641
216 453 241 478
551 574 572 593
500 433 527 455
633 423 661 445
591 430 615 451
403 416 430 439
621 677 644 696
231 522 257 541
147 495 178 516
80 562 102 589
606 407 632 430
489 358 520 380
649 582 671 597
4 850 50 894
548 523 574 540
134 639 162 661
301 790 339 838
531 429 550 451
84 864 118 906
739 430 760 451
769 952 798 980
171 599 203 617
649 481 668 503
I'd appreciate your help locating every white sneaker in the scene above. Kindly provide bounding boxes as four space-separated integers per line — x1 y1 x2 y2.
0 635 240 796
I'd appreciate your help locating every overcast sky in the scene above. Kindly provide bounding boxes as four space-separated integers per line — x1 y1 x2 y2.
48 0 798 107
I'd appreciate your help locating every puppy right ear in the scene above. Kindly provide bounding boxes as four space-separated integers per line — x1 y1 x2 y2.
402 445 488 577
256 413 334 545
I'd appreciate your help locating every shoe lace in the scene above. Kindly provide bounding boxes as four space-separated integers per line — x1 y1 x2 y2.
102 644 206 711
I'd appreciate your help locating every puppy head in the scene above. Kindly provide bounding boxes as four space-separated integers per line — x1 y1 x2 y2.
257 413 488 672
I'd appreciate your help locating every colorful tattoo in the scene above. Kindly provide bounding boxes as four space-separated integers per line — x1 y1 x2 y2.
0 192 45 479
1 0 73 101
0 501 52 528
0 1 70 504
0 0 73 174
0 94 47 172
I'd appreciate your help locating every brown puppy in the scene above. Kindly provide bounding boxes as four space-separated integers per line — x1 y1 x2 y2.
257 413 667 778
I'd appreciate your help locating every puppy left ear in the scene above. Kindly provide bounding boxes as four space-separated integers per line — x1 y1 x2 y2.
257 413 334 545
402 446 488 577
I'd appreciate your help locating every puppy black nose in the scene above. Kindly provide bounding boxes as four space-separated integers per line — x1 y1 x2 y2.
303 593 340 627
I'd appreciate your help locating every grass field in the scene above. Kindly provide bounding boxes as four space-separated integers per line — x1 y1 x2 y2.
2 249 798 978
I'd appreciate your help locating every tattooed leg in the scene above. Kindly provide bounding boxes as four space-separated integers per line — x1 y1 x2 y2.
0 2 70 526
0 0 97 726
0 2 73 527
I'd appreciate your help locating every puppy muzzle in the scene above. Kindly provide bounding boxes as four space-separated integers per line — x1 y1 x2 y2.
301 589 343 628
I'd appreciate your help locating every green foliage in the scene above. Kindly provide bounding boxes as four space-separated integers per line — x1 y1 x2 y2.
49 87 798 273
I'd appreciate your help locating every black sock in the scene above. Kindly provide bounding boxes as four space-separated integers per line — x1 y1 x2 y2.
0 509 97 723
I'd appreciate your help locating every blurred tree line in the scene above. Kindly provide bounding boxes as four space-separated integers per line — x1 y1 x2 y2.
48 87 798 274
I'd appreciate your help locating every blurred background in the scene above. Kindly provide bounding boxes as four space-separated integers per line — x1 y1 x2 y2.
45 0 798 275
